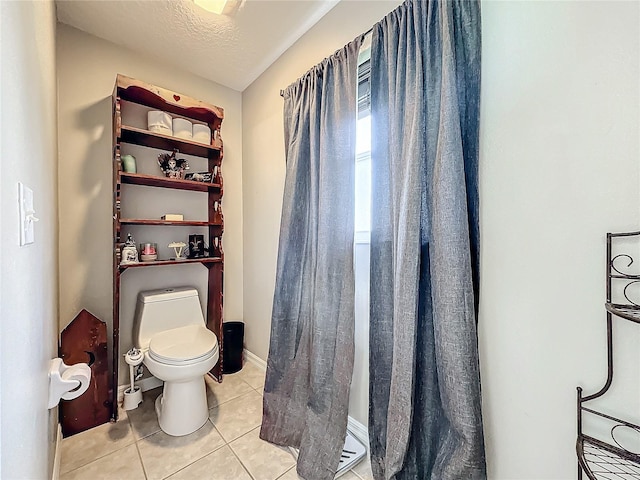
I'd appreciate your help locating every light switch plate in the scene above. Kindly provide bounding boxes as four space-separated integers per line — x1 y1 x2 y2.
18 182 35 246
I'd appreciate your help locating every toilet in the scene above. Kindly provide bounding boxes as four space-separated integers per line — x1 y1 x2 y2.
133 287 219 436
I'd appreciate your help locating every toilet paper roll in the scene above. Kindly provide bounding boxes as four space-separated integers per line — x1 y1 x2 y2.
148 110 173 136
173 118 193 140
192 124 211 144
60 364 91 401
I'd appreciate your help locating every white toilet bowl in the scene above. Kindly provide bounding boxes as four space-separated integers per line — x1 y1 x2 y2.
144 325 218 436
133 287 220 437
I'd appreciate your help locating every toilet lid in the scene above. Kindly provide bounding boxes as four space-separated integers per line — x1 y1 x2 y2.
149 325 218 364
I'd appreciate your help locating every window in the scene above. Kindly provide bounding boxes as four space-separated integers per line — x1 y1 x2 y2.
352 46 372 416
355 53 371 244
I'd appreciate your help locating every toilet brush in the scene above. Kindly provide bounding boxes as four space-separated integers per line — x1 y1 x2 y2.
123 348 144 410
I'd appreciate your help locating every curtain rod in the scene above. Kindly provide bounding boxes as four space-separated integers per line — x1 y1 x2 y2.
279 28 374 97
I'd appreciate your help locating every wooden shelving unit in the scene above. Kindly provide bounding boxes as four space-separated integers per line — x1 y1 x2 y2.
111 74 225 422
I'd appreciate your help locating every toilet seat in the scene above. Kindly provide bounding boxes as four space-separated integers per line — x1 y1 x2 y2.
149 325 218 366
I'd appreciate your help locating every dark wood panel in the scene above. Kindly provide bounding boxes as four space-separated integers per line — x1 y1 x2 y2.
120 125 220 158
207 263 224 382
112 94 122 422
60 310 110 437
121 172 221 192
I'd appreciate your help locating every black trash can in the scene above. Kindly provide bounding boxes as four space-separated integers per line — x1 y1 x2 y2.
223 321 244 374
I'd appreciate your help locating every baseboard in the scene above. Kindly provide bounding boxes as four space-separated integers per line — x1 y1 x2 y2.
52 423 62 480
243 349 369 447
347 416 369 447
117 376 163 404
243 348 267 369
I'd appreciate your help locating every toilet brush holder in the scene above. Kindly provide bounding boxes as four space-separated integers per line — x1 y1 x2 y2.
123 386 143 410
123 348 145 411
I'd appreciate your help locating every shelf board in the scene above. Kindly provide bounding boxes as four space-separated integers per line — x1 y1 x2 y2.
119 125 220 157
120 172 221 192
120 219 220 227
119 257 222 271
605 302 640 324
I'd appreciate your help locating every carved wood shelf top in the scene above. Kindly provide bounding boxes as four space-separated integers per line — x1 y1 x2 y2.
115 74 224 124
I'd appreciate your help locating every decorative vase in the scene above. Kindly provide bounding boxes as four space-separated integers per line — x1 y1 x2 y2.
121 154 137 173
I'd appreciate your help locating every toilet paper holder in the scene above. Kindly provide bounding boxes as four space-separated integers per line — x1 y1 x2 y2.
48 358 92 409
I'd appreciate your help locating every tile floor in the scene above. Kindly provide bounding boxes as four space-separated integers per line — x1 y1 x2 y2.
60 363 374 480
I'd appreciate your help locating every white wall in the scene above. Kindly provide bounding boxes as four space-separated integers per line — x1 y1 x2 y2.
479 1 640 478
242 0 402 428
56 25 243 384
0 1 59 478
243 0 640 476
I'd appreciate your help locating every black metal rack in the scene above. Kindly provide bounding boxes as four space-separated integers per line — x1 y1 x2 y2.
577 231 640 479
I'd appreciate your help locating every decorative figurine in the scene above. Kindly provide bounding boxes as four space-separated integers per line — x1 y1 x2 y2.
120 233 139 265
184 172 213 183
168 242 187 260
158 150 189 179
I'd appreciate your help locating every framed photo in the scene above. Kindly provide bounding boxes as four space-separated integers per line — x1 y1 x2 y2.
188 234 206 258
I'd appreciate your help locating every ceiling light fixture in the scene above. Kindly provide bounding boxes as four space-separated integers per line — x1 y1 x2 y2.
193 0 242 16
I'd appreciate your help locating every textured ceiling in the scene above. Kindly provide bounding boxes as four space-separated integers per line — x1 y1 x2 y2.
55 0 341 91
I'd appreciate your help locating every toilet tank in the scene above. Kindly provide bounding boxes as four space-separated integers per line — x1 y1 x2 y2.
133 287 206 350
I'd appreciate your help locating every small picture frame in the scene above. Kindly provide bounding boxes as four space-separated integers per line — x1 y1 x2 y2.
188 234 206 258
184 171 213 183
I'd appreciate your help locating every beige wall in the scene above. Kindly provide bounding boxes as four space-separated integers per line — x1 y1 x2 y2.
0 1 59 478
242 0 402 428
56 24 243 385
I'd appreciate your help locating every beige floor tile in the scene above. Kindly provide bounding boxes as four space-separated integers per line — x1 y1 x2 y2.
126 387 162 440
206 372 254 408
235 362 266 390
229 427 295 480
60 444 144 480
137 420 225 479
352 458 373 480
278 467 303 480
277 463 360 479
340 472 360 480
60 416 135 474
209 389 263 442
166 445 252 480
